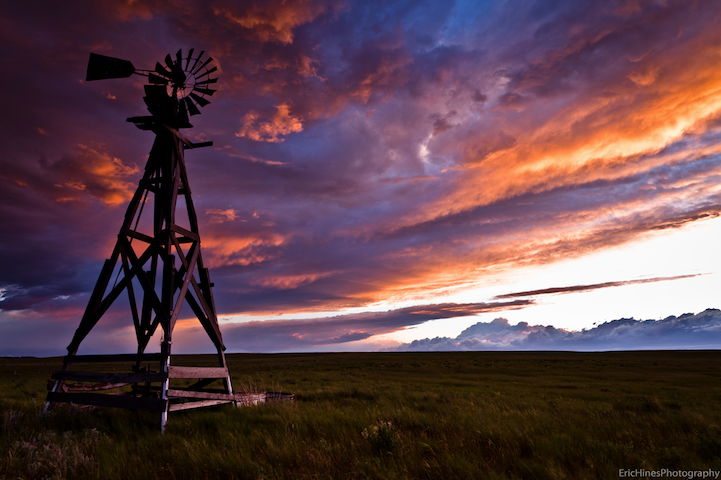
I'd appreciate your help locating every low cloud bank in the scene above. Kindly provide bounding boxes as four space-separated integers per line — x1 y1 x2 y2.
212 300 531 353
393 309 721 351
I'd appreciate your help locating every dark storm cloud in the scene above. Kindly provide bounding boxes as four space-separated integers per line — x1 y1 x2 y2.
393 309 721 352
493 274 703 300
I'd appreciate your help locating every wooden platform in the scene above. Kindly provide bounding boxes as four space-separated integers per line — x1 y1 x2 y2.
46 353 293 416
47 388 291 412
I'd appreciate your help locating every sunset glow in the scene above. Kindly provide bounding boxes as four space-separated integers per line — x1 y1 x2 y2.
1 0 721 355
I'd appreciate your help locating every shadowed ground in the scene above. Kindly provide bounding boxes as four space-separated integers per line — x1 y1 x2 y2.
2 351 721 479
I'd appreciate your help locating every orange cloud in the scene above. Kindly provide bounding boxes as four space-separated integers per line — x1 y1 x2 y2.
237 102 303 142
64 144 139 205
202 232 285 268
251 271 337 290
206 208 240 223
214 0 343 44
403 26 721 229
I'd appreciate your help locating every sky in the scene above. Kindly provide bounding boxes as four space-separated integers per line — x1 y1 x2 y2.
2 0 721 356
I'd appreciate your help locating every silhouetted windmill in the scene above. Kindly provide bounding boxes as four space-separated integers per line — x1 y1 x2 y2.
45 49 236 432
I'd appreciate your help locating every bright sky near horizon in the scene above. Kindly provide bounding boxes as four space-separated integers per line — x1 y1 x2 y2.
1 0 721 355
220 214 721 350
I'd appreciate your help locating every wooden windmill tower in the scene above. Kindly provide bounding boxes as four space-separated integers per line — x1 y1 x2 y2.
45 49 237 431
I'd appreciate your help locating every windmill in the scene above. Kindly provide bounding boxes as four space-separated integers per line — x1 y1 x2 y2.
45 49 237 432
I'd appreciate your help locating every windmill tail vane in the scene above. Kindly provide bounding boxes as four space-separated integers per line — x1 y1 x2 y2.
44 49 279 432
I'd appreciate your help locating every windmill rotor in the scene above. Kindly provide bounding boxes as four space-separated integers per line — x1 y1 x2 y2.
86 48 218 120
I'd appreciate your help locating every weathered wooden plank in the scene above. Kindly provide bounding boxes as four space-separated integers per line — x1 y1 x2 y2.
167 390 267 405
167 389 235 400
64 382 130 392
46 392 167 412
119 235 171 328
188 277 225 350
127 115 193 130
169 242 200 333
72 241 158 352
161 253 175 333
170 141 182 228
177 151 195 213
163 124 195 149
168 366 228 378
198 266 223 348
125 229 155 245
138 256 159 353
183 291 217 349
51 371 166 383
184 141 213 149
63 353 164 363
66 245 122 353
168 399 231 412
121 169 154 231
120 252 142 341
170 224 200 242
235 393 266 406
169 235 196 275
169 386 225 394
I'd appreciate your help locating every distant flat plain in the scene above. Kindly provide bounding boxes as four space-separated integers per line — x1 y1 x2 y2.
2 351 721 479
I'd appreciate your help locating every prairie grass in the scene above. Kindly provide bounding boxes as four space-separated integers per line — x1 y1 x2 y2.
1 351 721 479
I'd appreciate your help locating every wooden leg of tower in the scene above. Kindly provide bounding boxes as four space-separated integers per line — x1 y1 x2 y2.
160 341 171 433
44 380 60 413
44 349 78 412
217 350 235 406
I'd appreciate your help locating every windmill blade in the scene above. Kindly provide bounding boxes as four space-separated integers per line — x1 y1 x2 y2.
178 98 189 120
194 77 218 86
164 52 186 86
144 84 168 98
186 48 194 70
192 56 214 75
86 53 136 81
189 51 205 74
155 62 171 78
149 73 169 85
184 97 201 116
196 66 218 78
189 92 211 107
193 87 217 96
176 49 183 69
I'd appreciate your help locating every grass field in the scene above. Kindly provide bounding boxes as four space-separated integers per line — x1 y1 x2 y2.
2 351 721 479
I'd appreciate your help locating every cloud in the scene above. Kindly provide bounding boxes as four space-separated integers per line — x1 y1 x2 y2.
178 300 532 353
493 274 704 299
206 208 240 223
393 309 721 351
237 102 303 142
0 144 138 206
2 0 721 355
212 0 343 44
